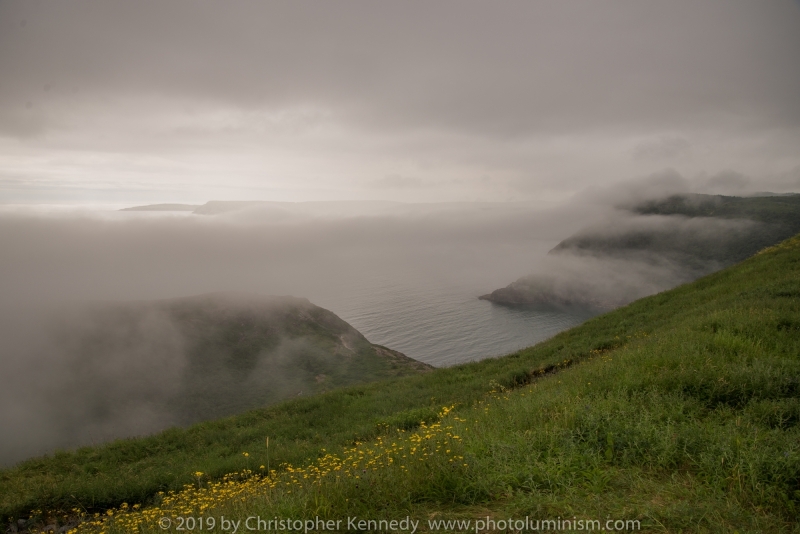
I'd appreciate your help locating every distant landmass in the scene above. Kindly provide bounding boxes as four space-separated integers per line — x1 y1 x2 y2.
191 201 271 214
120 203 201 211
120 201 400 215
481 193 800 308
120 200 534 217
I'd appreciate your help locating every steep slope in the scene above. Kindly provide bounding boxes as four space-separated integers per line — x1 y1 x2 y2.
161 293 431 423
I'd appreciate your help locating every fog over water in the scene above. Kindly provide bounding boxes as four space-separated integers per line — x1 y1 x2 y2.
0 201 600 367
309 256 598 367
0 200 607 464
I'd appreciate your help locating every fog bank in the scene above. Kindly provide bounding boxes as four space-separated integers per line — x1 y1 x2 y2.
0 201 597 465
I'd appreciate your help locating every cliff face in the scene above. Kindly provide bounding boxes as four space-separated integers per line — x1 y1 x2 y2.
481 194 800 309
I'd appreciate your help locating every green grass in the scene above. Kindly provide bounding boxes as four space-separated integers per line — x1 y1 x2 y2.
3 235 800 532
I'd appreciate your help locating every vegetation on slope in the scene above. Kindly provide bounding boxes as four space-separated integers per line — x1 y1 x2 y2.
4 234 800 532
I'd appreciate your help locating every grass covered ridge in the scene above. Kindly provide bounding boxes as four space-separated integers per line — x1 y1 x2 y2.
4 235 800 532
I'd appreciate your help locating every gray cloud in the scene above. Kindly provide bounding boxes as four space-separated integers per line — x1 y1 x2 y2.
573 168 800 211
0 203 587 309
0 1 798 203
632 137 693 161
0 303 187 463
2 1 798 135
370 175 424 189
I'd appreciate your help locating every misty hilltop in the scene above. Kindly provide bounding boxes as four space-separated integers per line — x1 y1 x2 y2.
481 193 800 308
0 293 430 466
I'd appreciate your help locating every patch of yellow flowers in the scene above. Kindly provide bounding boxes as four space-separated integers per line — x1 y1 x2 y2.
66 405 464 533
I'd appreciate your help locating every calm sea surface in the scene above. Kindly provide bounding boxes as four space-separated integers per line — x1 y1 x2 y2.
310 275 599 368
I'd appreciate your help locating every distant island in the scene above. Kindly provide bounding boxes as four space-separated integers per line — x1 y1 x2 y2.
120 203 201 211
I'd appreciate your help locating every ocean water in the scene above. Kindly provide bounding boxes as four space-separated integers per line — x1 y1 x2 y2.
309 274 600 368
247 222 605 368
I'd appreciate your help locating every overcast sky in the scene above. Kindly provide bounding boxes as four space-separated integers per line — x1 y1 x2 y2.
1 0 799 206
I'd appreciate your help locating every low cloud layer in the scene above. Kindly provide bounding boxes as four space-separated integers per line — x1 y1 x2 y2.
0 202 588 308
577 168 800 208
0 201 593 464
0 295 382 466
533 214 762 306
0 304 186 463
1 183 797 464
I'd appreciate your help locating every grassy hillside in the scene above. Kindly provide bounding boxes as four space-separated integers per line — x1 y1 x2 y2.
158 293 431 423
4 234 800 532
